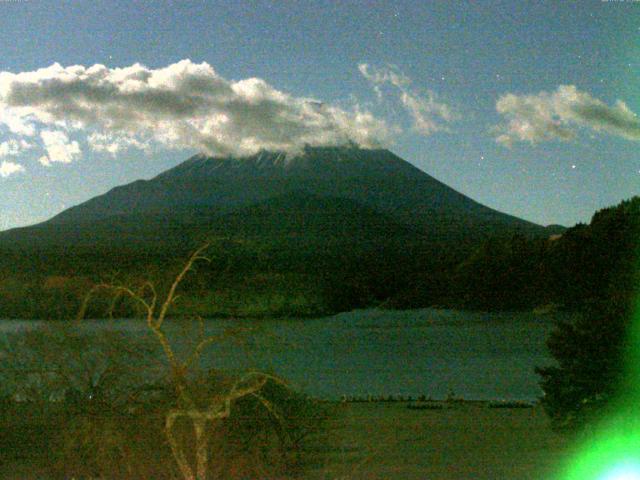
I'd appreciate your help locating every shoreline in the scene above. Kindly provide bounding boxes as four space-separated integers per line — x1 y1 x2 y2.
0 304 565 323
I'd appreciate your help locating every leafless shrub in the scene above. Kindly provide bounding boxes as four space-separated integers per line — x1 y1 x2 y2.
69 243 330 480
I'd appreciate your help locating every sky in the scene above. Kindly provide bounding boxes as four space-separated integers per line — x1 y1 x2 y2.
0 0 637 230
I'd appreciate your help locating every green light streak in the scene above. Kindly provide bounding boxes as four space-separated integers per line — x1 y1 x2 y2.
555 245 640 479
557 413 640 480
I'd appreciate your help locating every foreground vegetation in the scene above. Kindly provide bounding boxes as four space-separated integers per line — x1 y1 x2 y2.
0 247 331 479
312 401 567 480
534 198 639 431
0 365 330 479
0 342 330 480
0 399 568 480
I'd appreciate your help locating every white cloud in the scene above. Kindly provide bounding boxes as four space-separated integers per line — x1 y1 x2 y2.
0 160 25 177
39 130 81 166
359 63 455 136
0 107 36 136
0 60 393 158
0 138 31 157
494 85 640 147
87 132 151 156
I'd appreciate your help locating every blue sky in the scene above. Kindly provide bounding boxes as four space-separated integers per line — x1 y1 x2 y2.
0 0 637 229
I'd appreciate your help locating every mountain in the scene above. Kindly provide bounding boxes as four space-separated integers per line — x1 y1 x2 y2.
0 146 556 249
0 145 568 318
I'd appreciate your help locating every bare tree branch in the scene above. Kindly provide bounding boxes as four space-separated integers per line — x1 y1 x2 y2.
156 243 210 330
75 242 292 480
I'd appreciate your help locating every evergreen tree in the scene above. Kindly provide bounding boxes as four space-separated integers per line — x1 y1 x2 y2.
536 299 632 431
536 197 640 431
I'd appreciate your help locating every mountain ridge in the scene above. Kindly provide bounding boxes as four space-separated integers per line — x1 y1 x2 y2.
0 145 570 319
46 146 547 225
0 146 561 249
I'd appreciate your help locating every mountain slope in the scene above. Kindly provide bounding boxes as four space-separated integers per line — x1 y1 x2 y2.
0 145 567 318
32 145 549 245
0 191 415 249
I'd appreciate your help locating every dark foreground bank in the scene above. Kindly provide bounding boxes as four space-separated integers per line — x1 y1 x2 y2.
0 401 569 480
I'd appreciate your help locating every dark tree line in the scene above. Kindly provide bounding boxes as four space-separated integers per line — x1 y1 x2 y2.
453 197 640 311
1 197 638 321
453 197 640 430
541 198 639 430
536 298 632 431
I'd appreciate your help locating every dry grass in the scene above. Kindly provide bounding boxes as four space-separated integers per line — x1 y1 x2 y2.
0 400 570 479
307 401 570 480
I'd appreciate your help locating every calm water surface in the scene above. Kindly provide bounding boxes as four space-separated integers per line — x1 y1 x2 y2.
0 308 563 401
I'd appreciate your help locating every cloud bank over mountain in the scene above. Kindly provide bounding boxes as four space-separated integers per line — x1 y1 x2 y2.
0 59 636 180
495 85 640 146
0 59 393 170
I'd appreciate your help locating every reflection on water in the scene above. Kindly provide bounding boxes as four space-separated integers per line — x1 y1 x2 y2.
0 308 565 401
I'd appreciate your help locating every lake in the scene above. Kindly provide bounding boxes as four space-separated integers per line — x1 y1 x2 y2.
0 308 563 401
